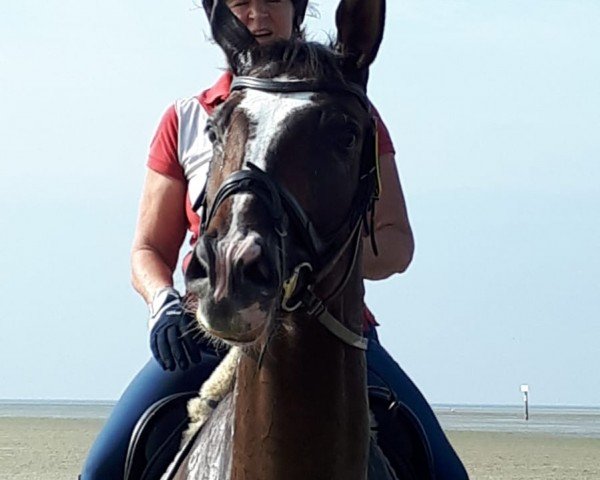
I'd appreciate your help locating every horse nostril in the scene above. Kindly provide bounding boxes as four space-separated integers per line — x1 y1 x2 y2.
185 238 212 288
241 257 272 287
186 254 208 281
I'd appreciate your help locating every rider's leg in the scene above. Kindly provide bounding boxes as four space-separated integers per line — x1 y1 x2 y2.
366 327 469 480
80 354 219 480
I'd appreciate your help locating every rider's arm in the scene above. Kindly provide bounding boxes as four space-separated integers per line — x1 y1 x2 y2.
131 170 188 304
361 152 414 280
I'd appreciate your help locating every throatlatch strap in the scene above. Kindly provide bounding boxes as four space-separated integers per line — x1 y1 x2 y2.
303 290 369 351
317 309 369 350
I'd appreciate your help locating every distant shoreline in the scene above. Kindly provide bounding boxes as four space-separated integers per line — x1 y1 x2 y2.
2 399 599 409
1 400 599 438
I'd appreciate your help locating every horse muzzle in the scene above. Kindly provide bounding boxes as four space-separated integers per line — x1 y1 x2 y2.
185 232 280 344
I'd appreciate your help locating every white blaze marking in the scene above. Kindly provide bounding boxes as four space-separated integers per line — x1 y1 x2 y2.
211 89 314 302
238 89 314 169
214 194 258 302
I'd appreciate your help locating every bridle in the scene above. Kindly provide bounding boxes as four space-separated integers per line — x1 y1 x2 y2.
195 76 380 351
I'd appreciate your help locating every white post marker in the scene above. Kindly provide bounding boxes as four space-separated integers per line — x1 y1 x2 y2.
520 384 530 421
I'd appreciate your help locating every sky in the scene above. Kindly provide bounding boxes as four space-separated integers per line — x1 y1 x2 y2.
1 0 599 406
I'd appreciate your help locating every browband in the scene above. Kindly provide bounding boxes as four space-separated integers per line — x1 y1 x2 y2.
230 76 371 113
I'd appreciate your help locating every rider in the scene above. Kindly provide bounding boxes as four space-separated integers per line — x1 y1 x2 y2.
80 1 468 478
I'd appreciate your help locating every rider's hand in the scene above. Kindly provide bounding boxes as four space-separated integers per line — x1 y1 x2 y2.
148 287 203 371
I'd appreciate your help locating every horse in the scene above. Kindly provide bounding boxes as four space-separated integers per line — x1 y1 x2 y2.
127 1 433 479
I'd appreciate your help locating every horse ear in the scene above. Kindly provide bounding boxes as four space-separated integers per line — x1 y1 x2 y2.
204 0 258 73
335 0 385 78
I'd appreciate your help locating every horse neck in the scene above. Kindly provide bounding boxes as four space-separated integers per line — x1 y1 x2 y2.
230 269 370 480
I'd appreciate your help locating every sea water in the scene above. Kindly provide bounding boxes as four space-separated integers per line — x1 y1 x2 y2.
1 400 599 438
434 404 600 439
0 400 114 419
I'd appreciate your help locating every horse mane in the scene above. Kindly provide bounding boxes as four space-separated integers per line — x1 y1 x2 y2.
238 39 347 84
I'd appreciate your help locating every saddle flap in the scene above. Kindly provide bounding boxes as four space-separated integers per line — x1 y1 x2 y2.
124 391 197 480
368 386 435 480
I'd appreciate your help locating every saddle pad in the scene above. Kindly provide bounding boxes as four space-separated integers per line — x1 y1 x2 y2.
161 392 234 480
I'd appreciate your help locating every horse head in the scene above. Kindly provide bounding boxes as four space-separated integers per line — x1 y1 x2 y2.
185 0 385 348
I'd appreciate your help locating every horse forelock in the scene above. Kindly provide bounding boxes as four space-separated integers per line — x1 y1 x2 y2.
239 40 345 84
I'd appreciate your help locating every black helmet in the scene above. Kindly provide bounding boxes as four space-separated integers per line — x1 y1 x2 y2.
203 0 309 29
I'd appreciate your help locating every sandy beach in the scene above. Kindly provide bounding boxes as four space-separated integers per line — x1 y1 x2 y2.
447 431 600 480
1 417 599 479
0 417 103 480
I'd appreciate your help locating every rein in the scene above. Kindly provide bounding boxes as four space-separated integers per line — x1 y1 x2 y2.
198 77 379 351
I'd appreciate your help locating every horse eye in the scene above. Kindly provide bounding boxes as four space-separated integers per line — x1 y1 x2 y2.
205 125 219 144
336 130 359 151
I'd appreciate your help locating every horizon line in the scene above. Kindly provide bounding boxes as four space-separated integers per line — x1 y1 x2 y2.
1 398 599 410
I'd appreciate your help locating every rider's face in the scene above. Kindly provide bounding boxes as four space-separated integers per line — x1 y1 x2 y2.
226 0 295 44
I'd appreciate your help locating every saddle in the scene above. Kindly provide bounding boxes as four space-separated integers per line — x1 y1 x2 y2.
124 383 434 480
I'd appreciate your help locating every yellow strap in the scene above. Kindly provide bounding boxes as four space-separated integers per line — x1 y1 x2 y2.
374 120 382 199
